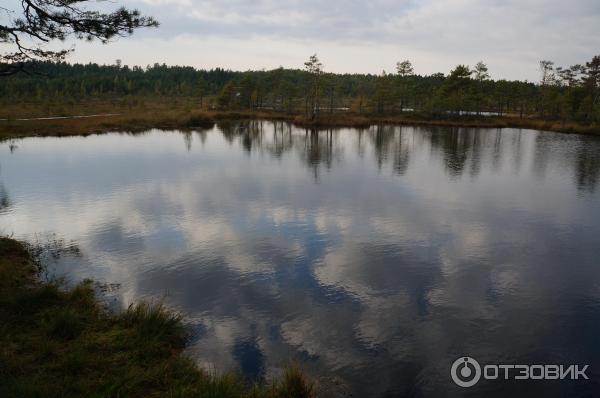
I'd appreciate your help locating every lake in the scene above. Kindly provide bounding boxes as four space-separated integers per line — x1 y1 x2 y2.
1 121 600 396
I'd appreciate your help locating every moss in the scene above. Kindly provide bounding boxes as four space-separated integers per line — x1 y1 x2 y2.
0 237 316 398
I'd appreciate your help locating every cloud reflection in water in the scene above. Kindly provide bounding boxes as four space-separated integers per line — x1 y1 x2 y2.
1 123 600 396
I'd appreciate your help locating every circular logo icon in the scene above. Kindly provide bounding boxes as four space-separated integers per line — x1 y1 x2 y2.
451 357 481 388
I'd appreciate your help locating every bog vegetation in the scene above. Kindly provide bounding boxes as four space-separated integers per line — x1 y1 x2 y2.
1 55 599 127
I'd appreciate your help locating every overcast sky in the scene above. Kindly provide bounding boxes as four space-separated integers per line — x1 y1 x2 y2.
34 0 600 80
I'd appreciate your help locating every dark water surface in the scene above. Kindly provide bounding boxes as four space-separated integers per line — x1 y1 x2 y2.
2 122 600 397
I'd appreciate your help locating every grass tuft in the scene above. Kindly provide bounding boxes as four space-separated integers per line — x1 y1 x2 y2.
277 364 317 398
42 307 86 340
120 301 186 346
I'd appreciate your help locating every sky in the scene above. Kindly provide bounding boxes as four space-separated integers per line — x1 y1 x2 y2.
6 0 600 81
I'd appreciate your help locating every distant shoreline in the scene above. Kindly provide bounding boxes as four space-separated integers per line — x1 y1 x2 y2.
1 108 599 140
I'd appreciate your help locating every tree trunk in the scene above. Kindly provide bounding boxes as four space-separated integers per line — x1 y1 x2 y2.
330 90 334 114
520 103 524 119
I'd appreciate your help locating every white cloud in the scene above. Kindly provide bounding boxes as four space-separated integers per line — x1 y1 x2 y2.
2 0 599 79
73 0 598 80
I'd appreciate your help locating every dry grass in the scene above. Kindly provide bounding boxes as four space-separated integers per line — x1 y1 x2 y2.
1 97 598 140
293 113 371 128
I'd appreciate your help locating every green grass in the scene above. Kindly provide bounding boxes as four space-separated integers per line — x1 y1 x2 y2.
0 237 316 398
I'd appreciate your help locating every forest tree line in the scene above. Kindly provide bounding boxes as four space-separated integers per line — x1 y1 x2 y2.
1 55 599 123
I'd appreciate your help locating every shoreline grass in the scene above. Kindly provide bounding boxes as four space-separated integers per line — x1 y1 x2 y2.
1 98 599 140
0 237 316 397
